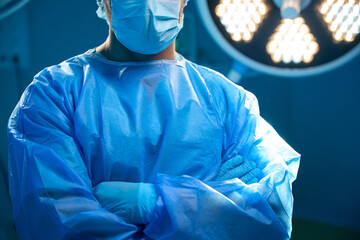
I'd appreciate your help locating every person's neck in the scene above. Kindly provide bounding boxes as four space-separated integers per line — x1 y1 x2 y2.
96 30 177 62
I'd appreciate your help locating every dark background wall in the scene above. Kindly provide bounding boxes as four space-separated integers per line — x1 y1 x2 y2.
0 0 359 239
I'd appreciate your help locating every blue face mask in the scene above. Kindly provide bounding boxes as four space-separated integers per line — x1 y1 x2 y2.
97 0 188 55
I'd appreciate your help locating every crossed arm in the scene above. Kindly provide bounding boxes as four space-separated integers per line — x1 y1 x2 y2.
92 155 260 226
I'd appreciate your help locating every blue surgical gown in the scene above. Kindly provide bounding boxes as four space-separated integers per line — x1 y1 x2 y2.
8 51 300 240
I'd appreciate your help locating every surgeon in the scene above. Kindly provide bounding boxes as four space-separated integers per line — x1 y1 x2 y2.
8 0 300 239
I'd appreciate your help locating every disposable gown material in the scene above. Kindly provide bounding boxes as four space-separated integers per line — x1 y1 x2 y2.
8 51 300 240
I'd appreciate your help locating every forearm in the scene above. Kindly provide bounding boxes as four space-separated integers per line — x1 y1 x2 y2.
10 166 139 240
143 174 289 240
91 146 296 240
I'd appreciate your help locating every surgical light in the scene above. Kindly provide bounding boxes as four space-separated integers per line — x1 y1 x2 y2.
266 17 319 64
215 0 269 42
319 0 360 43
195 0 360 77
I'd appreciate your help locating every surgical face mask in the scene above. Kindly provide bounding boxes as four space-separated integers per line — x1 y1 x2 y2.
98 0 188 55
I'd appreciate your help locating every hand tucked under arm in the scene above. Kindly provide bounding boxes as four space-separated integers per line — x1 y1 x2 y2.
92 181 158 225
216 155 261 184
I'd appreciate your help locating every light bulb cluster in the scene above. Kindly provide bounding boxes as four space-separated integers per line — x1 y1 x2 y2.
266 18 319 64
215 0 268 42
319 0 360 42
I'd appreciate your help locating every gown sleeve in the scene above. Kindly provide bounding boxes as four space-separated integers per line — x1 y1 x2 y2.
8 68 139 240
144 79 300 240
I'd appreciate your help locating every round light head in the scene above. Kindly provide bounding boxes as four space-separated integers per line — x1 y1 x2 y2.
195 0 360 77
